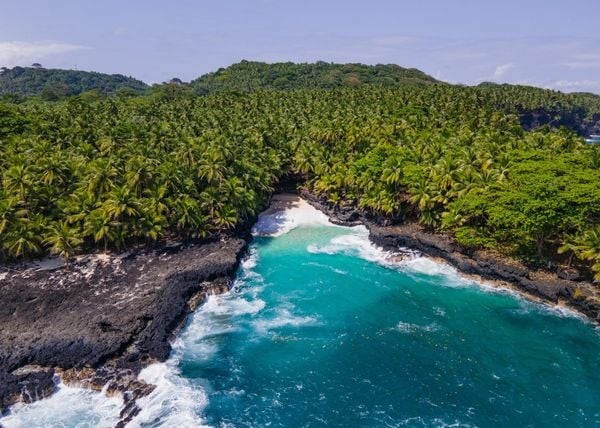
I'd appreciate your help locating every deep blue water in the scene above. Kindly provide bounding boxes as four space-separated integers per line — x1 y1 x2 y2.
3 222 600 427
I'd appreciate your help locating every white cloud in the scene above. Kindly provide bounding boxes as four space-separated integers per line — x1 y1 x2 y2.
493 62 515 78
0 41 85 67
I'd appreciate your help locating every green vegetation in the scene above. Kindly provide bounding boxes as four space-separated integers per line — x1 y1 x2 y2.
0 66 148 99
476 83 600 135
0 64 599 280
191 60 439 94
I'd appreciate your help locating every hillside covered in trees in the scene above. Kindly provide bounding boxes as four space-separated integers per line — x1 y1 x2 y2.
476 82 600 136
0 66 149 99
191 60 440 93
0 63 599 281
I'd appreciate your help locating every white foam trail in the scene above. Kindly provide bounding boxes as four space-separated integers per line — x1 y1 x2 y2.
200 293 266 317
131 249 269 426
402 257 588 322
515 299 589 322
252 308 320 333
0 382 122 428
307 226 416 270
395 321 439 334
252 195 333 236
304 226 555 308
400 256 459 278
129 361 209 428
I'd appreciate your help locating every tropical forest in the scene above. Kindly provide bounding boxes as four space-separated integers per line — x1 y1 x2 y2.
0 62 599 281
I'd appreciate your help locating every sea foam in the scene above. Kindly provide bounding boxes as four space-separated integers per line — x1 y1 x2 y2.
252 195 332 236
0 382 122 428
252 308 320 333
130 361 209 428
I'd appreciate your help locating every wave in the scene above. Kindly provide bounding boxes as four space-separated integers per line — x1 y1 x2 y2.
130 361 209 427
400 256 461 279
252 196 333 236
304 228 572 314
513 299 589 322
303 261 348 275
306 227 411 268
130 249 270 426
395 321 439 334
0 382 123 428
252 308 320 333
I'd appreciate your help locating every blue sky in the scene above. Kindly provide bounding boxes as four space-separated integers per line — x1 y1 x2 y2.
1 0 599 92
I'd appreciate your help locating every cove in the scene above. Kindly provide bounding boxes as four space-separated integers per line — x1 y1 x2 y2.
2 197 600 427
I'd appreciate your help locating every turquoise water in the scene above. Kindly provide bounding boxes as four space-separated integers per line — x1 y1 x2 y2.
154 224 600 427
3 222 600 427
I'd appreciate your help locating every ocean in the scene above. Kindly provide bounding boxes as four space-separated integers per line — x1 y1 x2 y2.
3 198 599 427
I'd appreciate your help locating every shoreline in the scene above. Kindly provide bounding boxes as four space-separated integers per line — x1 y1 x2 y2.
0 232 252 425
2 190 598 425
299 189 600 325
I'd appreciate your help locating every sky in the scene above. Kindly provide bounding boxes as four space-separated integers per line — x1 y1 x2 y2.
1 0 599 93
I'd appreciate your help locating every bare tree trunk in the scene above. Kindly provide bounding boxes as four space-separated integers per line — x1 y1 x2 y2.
536 232 545 258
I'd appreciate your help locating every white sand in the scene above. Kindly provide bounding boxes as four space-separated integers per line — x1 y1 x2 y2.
252 194 332 236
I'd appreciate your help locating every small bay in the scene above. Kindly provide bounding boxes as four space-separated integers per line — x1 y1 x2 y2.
3 200 600 427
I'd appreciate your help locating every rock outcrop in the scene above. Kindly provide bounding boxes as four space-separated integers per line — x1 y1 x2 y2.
0 237 248 423
301 189 600 323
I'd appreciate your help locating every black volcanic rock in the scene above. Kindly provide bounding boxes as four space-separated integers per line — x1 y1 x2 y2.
0 237 248 418
301 189 600 323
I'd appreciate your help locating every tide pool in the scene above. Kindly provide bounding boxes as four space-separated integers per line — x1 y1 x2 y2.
3 201 600 427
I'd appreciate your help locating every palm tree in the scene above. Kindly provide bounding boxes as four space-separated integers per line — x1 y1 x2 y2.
409 177 434 211
86 158 118 198
43 221 83 262
84 209 119 251
3 221 41 259
3 164 31 200
214 205 238 229
381 157 403 188
103 186 140 221
559 228 600 281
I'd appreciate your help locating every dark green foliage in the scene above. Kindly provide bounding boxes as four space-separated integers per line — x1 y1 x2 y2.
191 60 440 94
0 102 29 138
0 72 598 279
0 66 149 97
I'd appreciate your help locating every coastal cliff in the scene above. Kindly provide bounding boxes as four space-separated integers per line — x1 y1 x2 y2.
0 236 249 424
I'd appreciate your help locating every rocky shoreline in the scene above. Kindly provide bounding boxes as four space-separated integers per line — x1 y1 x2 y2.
0 233 250 425
300 189 600 324
2 189 599 426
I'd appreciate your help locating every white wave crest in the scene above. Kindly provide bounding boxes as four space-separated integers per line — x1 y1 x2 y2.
253 308 320 333
130 362 209 427
0 382 123 428
252 195 332 237
306 227 404 266
201 293 266 317
400 256 459 278
515 300 589 322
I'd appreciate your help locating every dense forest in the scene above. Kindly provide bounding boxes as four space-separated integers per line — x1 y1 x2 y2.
0 66 148 99
191 60 439 94
0 63 599 281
